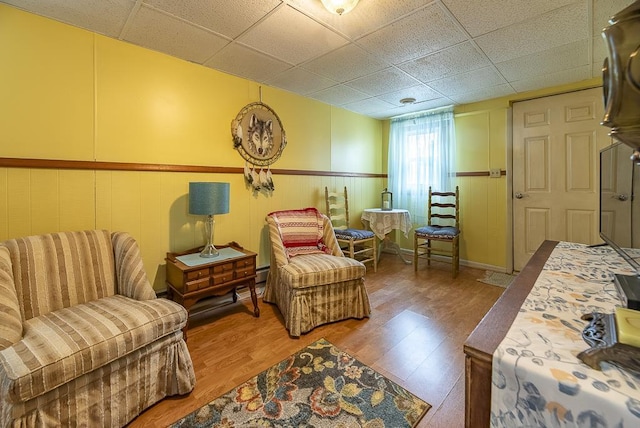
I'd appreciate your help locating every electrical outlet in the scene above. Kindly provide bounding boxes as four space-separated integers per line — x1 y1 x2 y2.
490 168 501 178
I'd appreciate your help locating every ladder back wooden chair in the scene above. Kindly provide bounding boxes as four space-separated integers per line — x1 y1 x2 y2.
324 186 377 272
414 186 460 277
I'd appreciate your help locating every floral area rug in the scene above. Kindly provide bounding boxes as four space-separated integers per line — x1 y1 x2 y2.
169 338 430 428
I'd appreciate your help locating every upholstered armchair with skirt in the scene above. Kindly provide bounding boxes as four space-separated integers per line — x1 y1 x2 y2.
263 208 371 336
0 230 195 427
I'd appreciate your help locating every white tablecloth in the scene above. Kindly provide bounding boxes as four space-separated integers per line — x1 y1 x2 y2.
361 208 412 240
491 242 640 427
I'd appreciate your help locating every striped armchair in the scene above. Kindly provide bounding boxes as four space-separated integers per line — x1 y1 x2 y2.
263 208 371 336
0 230 195 427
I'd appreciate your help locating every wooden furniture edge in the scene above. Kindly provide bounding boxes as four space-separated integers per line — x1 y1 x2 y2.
463 240 558 428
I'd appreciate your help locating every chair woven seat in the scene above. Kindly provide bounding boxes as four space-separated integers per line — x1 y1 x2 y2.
334 228 375 240
415 225 459 239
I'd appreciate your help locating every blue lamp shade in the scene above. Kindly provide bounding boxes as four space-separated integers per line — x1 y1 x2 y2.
189 182 230 216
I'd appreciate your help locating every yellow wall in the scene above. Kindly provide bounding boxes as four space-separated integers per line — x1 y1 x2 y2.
0 5 383 290
0 4 604 286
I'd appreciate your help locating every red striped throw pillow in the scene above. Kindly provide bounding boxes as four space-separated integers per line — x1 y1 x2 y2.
269 208 330 259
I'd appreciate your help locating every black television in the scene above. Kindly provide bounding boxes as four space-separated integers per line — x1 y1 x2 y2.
599 141 640 309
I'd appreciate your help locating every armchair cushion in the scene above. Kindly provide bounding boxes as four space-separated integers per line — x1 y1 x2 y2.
0 247 21 350
0 294 187 404
269 207 331 259
280 253 366 289
4 230 117 320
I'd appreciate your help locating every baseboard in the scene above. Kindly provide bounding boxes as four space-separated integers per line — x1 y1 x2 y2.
256 265 269 284
401 248 510 274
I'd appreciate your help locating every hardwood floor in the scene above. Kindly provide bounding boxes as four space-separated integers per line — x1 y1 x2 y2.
128 255 505 427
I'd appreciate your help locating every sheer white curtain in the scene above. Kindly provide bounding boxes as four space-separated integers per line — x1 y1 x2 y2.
388 107 456 225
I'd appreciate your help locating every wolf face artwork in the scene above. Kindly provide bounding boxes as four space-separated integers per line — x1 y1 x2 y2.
247 114 273 157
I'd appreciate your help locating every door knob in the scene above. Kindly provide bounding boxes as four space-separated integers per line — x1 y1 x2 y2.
515 192 525 199
616 194 629 201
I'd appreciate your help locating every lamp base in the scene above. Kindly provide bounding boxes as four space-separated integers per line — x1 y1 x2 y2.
199 244 220 258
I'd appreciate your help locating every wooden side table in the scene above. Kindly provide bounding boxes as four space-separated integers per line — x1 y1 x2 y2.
165 242 259 339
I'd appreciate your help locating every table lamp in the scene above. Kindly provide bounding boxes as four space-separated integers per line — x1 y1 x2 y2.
189 182 230 257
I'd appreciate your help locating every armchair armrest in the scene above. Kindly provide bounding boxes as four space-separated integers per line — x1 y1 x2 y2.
0 246 22 350
266 216 290 268
111 232 157 301
320 214 344 257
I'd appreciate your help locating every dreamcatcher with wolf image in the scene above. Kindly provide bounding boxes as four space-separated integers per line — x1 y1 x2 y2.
231 101 286 194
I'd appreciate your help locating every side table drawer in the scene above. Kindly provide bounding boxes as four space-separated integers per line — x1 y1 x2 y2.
236 258 254 269
212 271 234 285
235 267 255 279
213 262 234 274
186 277 210 292
186 268 209 282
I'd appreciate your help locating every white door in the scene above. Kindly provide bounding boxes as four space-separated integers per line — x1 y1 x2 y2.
512 87 612 271
600 143 633 247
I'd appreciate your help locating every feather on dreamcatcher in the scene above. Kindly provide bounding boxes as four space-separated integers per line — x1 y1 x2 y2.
243 162 275 193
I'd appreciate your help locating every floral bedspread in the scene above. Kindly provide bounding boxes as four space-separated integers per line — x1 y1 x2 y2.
491 241 640 427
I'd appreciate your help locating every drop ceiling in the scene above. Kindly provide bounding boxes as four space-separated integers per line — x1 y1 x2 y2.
1 0 632 119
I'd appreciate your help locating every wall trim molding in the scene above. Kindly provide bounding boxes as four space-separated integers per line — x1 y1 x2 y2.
0 157 385 178
0 157 503 178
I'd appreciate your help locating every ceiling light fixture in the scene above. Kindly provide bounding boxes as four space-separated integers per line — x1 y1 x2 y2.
320 0 360 15
400 97 416 105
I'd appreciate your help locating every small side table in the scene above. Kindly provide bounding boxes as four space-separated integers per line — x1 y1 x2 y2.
165 242 259 339
361 208 412 264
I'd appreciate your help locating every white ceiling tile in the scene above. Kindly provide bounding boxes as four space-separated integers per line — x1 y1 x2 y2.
2 0 135 37
428 66 507 97
238 5 348 65
593 0 637 35
144 0 282 39
342 97 396 116
287 0 431 40
123 5 229 63
398 42 491 83
442 0 575 37
204 43 292 83
510 65 592 93
475 2 589 63
376 85 442 106
308 85 369 106
266 68 336 95
357 3 468 65
496 40 589 82
448 84 515 104
302 44 387 82
345 68 420 96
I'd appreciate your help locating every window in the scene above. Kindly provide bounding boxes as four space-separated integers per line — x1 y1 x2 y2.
388 107 456 225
